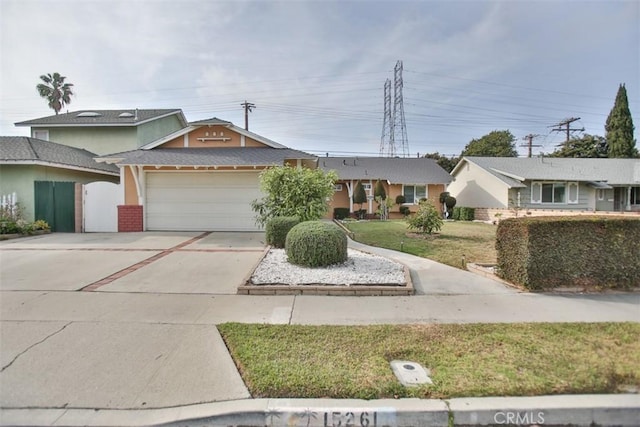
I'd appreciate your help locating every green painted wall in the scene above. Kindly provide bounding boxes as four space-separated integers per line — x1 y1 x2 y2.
0 164 118 221
45 127 137 156
137 114 184 145
34 114 185 156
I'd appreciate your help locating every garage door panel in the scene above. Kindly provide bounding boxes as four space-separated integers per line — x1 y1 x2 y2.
145 172 262 231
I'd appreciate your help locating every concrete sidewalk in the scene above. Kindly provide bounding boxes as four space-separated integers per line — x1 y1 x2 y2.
1 233 638 426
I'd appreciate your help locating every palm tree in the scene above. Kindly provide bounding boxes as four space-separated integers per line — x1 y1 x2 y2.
36 73 74 115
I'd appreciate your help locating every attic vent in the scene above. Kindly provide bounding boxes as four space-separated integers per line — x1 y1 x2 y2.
76 111 102 118
118 112 134 118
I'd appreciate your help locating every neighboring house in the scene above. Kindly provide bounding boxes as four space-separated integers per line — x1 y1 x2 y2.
97 117 316 232
319 156 453 217
448 156 640 214
0 136 119 230
15 109 188 156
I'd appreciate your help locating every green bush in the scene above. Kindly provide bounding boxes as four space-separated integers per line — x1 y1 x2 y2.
285 221 348 267
399 206 411 216
333 207 350 220
265 216 300 248
406 200 443 234
452 207 475 221
496 217 640 291
395 195 406 205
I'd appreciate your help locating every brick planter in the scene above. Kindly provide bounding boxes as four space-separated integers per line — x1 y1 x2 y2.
118 205 143 232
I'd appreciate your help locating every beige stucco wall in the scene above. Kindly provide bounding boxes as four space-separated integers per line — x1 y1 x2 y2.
448 161 510 208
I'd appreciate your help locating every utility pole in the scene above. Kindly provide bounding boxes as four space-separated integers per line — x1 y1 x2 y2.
241 101 256 130
520 134 542 158
550 117 584 144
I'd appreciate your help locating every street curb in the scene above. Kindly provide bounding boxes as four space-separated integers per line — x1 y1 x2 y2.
1 395 638 426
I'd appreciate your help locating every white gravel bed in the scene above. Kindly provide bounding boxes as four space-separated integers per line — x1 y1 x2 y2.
250 248 406 286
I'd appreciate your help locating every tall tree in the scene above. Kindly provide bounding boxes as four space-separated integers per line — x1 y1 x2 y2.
423 152 459 172
461 130 518 157
36 73 74 115
549 134 608 158
605 84 637 158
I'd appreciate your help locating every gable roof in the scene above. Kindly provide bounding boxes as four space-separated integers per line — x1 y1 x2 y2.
0 136 119 175
15 109 187 128
97 147 316 167
319 156 452 184
140 117 287 150
454 157 640 186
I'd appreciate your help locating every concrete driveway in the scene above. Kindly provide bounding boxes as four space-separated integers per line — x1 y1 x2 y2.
0 232 266 294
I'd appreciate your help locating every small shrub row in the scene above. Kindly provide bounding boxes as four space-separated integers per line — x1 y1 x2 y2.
496 216 640 291
265 216 300 248
452 207 475 221
333 207 350 220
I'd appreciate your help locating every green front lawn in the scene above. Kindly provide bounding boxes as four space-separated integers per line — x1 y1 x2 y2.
344 220 497 268
219 322 640 399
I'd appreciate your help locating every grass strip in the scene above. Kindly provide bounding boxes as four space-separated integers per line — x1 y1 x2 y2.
218 322 640 399
343 220 497 269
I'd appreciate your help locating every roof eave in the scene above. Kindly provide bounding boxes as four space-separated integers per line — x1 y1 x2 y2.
0 159 119 176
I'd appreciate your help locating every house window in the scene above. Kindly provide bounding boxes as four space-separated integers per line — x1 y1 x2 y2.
631 187 640 205
403 185 427 204
333 184 343 192
532 182 576 204
362 183 372 191
33 130 49 141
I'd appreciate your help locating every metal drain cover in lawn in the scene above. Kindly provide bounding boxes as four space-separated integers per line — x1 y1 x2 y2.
390 360 433 387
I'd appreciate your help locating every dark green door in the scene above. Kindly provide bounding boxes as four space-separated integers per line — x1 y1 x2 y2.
34 181 75 232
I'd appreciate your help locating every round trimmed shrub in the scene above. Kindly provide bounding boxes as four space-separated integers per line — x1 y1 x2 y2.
266 216 300 248
285 221 347 267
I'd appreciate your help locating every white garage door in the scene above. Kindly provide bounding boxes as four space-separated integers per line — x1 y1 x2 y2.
146 171 262 231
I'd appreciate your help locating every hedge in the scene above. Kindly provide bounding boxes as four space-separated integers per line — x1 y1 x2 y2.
333 207 350 220
265 216 300 248
496 216 640 291
452 207 475 221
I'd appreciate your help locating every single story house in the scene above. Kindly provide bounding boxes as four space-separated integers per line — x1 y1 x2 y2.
97 118 316 232
15 109 188 156
448 156 640 213
319 156 453 217
0 136 119 231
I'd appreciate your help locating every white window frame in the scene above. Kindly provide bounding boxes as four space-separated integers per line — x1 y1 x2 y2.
531 181 578 204
32 129 49 141
631 187 640 205
362 183 372 191
333 184 343 192
402 184 427 205
567 182 579 204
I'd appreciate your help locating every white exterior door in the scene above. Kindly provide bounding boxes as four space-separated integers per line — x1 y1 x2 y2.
145 171 262 231
83 181 122 232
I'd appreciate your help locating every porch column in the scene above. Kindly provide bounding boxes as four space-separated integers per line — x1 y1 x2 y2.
347 180 354 213
627 186 632 211
368 179 373 213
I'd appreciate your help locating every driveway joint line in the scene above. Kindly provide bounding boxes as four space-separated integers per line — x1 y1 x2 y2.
79 232 212 292
1 321 72 372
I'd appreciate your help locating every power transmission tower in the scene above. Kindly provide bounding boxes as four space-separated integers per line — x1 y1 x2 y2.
550 117 584 144
379 79 393 156
520 134 542 158
392 60 409 157
241 100 256 130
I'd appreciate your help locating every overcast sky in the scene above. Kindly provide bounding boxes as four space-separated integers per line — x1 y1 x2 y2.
1 0 638 157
